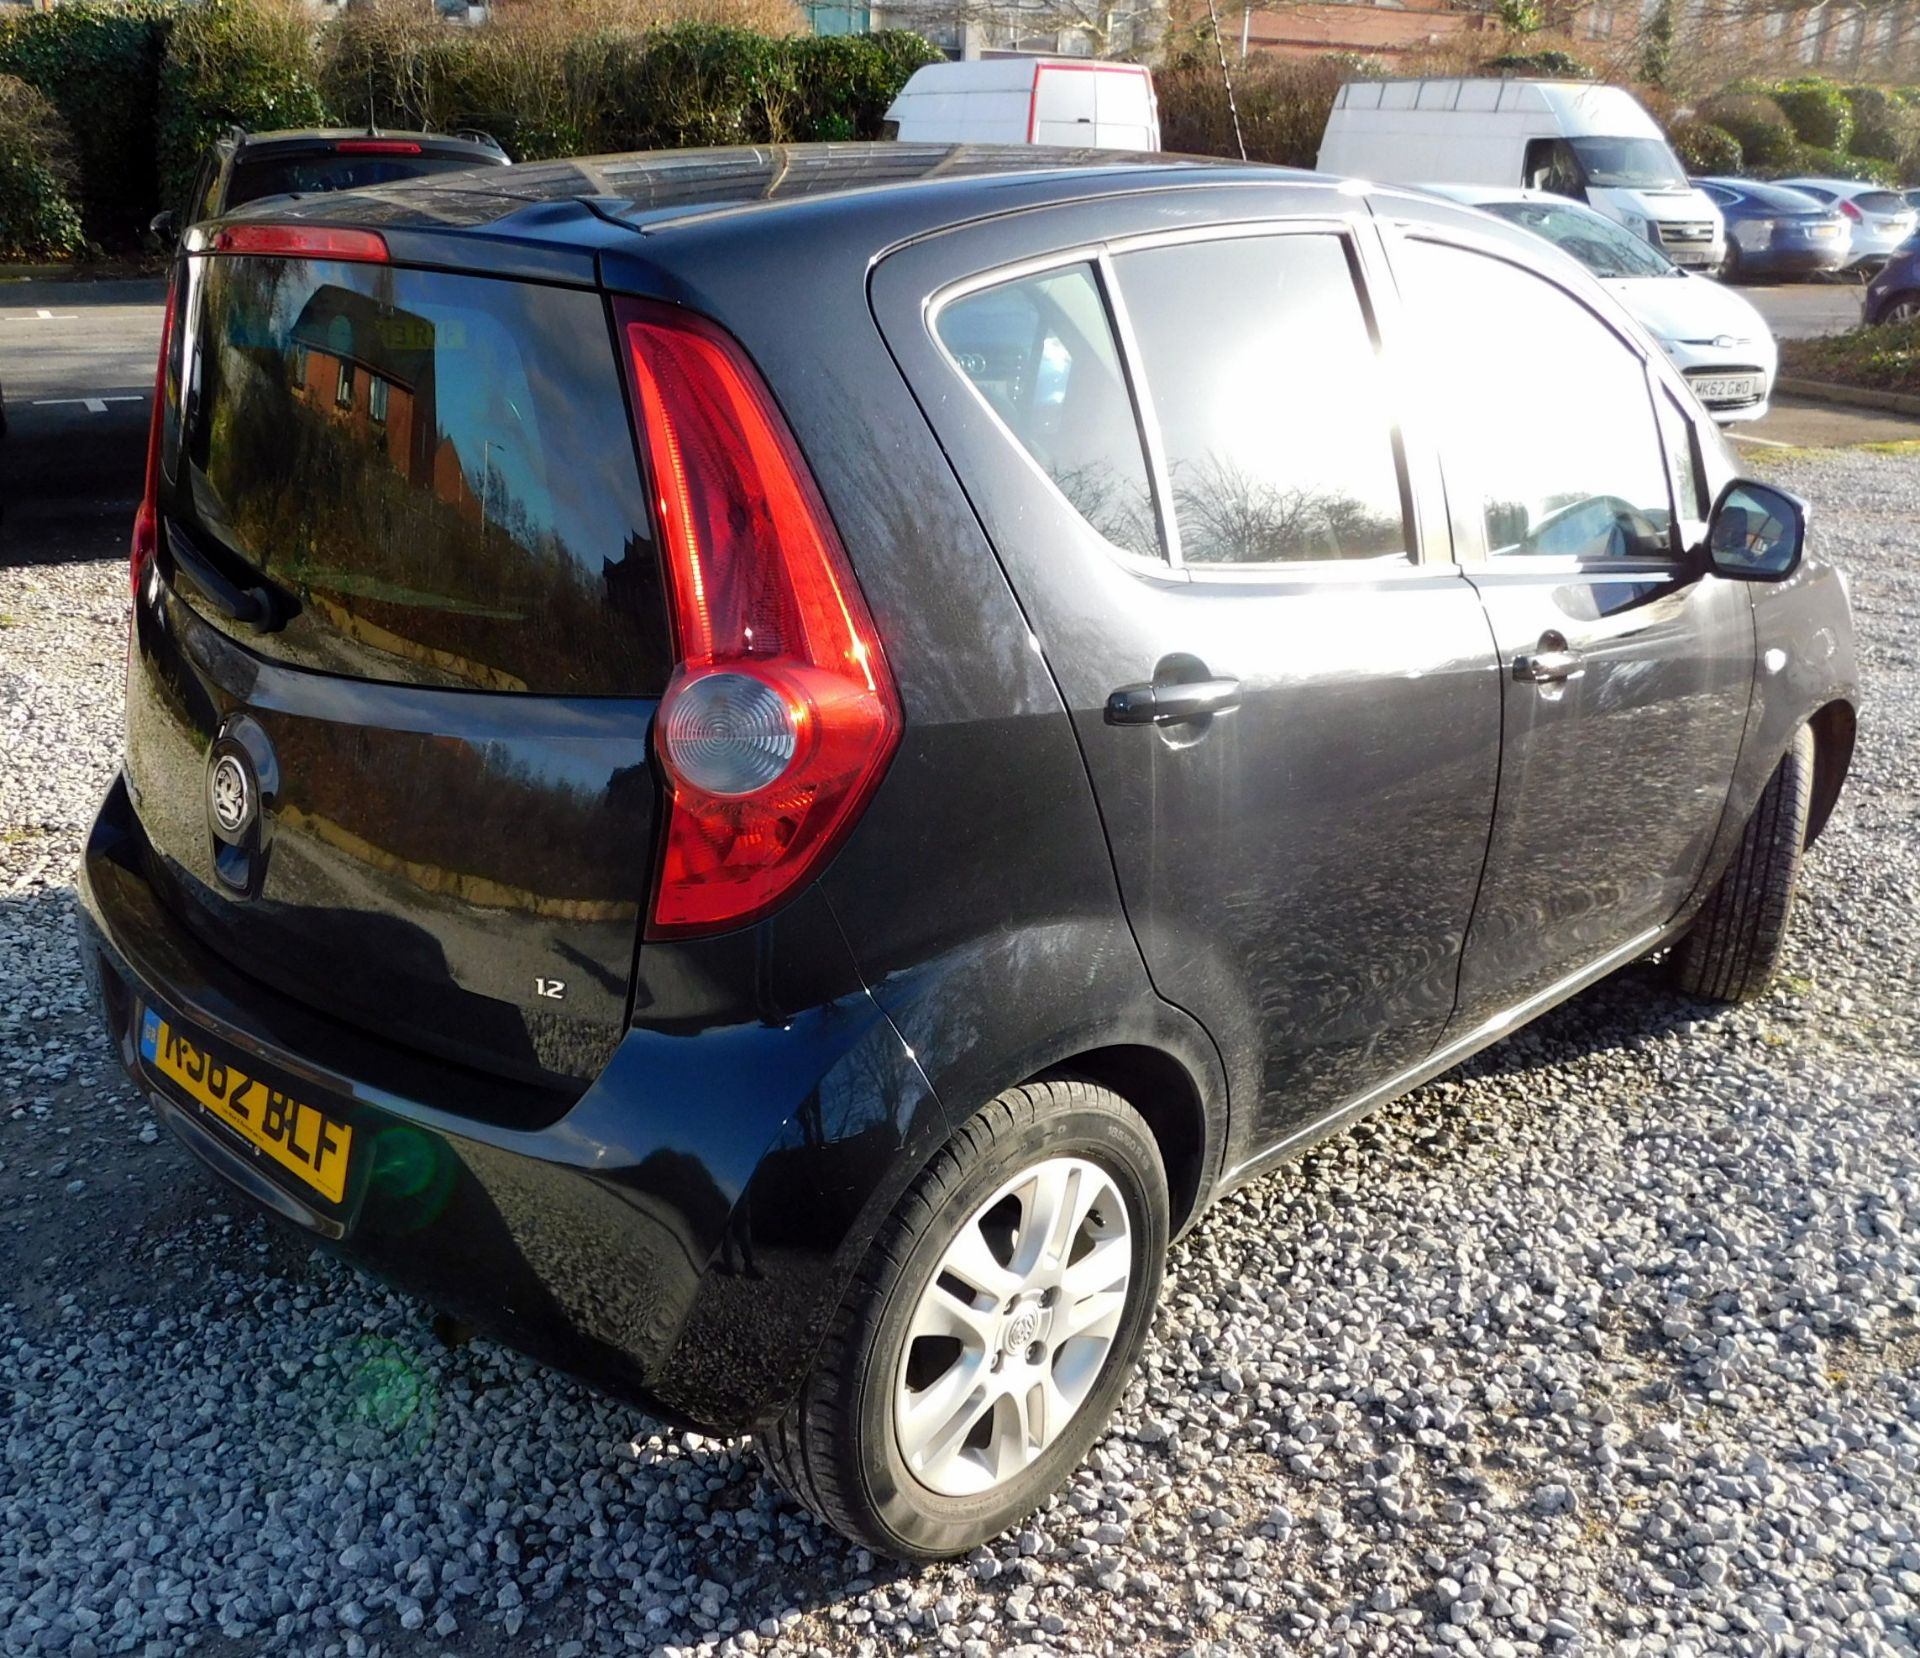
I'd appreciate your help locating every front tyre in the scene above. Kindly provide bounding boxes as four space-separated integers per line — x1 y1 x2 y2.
760 1079 1168 1560
1672 725 1814 1003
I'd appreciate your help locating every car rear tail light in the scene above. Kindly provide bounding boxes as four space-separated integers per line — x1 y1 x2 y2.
335 139 423 155
210 224 388 262
130 276 179 597
615 298 901 937
1840 199 1863 223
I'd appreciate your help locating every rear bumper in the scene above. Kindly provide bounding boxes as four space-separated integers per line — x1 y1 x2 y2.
77 772 944 1432
1752 245 1849 276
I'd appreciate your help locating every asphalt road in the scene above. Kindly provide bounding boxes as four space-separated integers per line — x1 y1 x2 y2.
0 272 1908 576
0 278 164 569
1740 278 1868 341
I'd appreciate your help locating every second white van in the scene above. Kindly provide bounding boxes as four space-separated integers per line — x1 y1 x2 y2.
1318 79 1725 270
884 59 1160 152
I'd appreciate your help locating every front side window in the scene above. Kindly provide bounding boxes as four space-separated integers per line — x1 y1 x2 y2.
1113 233 1409 566
1525 138 1585 198
936 262 1159 562
1657 388 1708 524
1398 238 1674 560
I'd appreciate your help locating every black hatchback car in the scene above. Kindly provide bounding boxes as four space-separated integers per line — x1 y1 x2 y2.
151 126 510 243
82 146 1857 1561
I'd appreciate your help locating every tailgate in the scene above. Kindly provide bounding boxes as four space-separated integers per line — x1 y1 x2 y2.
129 242 670 1101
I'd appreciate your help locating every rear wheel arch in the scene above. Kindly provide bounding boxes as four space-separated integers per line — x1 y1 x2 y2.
1033 1043 1214 1238
1806 699 1856 847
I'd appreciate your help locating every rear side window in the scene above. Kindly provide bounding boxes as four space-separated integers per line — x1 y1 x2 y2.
1113 234 1409 566
179 256 668 693
935 263 1160 562
1397 239 1674 561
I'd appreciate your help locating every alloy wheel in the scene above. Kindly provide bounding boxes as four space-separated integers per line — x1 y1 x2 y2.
892 1155 1132 1497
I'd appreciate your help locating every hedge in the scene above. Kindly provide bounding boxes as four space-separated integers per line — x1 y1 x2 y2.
0 73 85 258
1698 92 1798 170
1769 76 1853 151
1480 50 1595 80
1158 56 1345 168
0 2 167 243
317 13 936 161
0 0 940 249
1776 144 1902 187
157 0 329 212
1667 118 1742 176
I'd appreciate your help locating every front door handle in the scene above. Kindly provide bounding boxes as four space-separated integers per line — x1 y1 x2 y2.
1105 677 1242 726
1513 647 1585 685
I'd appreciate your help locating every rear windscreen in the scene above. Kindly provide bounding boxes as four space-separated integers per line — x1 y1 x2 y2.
227 154 498 209
175 256 670 694
1854 192 1908 216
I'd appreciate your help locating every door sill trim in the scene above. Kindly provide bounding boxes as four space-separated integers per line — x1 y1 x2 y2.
1217 921 1674 1195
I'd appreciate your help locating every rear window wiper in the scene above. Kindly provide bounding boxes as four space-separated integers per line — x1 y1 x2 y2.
163 521 290 634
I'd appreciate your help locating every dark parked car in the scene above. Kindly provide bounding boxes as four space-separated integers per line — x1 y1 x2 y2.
81 148 1857 1562
151 126 509 242
1865 232 1920 323
1693 177 1851 281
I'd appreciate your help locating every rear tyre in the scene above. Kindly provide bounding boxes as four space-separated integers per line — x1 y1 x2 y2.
760 1079 1168 1560
1720 242 1744 284
1671 725 1814 1003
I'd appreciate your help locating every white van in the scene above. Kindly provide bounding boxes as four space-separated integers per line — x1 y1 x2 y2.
1318 79 1724 269
884 59 1160 152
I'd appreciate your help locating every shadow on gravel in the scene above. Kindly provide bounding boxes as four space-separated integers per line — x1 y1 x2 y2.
1445 957 1723 1085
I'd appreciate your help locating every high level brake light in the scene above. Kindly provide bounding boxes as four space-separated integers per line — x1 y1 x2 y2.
614 298 902 937
335 139 424 155
130 276 179 598
210 224 388 262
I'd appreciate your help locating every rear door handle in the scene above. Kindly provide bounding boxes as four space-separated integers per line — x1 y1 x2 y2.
1513 647 1585 685
1105 677 1242 726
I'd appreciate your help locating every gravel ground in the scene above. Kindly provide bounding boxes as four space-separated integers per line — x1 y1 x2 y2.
3 446 1918 1658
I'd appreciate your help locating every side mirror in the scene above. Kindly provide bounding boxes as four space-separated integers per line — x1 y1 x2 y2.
1704 479 1806 582
149 209 178 244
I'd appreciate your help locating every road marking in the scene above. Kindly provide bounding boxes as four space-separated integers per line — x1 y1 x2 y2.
33 394 145 414
1729 431 1793 449
5 310 76 321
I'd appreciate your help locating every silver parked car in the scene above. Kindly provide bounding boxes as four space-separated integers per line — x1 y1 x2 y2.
1772 178 1918 272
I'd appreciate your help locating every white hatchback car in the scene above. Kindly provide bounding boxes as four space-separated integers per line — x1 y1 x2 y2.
1423 185 1778 423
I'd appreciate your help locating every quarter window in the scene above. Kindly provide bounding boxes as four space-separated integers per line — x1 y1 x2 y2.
936 262 1159 562
1115 233 1409 567
1398 239 1675 560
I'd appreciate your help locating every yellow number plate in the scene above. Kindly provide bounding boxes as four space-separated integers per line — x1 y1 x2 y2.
139 1008 352 1204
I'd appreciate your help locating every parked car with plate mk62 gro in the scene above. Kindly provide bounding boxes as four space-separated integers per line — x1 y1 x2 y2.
1422 185 1778 420
80 147 1856 1562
